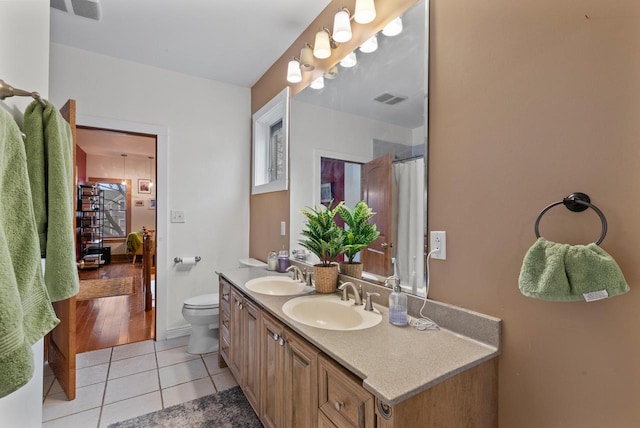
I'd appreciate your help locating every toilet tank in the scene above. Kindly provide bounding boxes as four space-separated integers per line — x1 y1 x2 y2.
238 258 267 268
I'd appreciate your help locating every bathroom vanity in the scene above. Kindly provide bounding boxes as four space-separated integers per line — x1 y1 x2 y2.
218 268 501 428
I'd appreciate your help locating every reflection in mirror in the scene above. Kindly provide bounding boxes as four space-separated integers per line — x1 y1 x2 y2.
252 87 289 194
290 0 428 296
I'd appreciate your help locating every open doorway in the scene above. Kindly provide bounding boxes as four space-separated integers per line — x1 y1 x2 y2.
75 126 157 353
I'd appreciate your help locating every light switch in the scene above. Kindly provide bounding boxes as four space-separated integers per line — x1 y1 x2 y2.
171 210 185 223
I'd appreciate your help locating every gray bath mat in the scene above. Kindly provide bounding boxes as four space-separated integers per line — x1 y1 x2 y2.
108 386 262 427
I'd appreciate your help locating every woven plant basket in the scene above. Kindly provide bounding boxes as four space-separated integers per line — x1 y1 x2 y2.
313 264 339 294
339 262 363 279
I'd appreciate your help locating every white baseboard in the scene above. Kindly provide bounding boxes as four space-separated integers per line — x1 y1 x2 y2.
166 325 192 340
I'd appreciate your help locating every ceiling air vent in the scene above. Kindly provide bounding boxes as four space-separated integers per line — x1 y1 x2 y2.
374 92 408 106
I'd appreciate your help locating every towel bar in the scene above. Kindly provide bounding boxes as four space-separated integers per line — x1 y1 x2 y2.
534 192 607 245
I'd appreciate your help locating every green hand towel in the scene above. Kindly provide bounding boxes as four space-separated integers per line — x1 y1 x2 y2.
24 100 79 302
0 108 59 398
519 237 629 302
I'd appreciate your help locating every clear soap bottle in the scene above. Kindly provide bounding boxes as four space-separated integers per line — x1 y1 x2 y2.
388 281 408 326
387 258 407 326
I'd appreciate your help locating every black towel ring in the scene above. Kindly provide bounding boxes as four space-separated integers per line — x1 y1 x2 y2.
534 192 608 245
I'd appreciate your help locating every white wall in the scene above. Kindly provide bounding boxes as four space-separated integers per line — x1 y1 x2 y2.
0 1 49 423
86 154 157 254
289 99 413 256
49 44 251 336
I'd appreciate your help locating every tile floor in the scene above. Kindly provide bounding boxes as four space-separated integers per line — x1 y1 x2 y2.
42 336 238 428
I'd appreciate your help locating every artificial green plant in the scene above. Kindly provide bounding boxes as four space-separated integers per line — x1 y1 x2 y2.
337 201 380 263
299 200 345 266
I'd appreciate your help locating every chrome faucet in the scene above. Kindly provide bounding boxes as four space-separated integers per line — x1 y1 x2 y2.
286 265 304 282
364 292 380 312
304 269 314 287
338 282 362 305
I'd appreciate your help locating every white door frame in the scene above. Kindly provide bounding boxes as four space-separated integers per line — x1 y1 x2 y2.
77 114 169 341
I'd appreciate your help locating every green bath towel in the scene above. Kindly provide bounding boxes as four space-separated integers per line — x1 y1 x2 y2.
0 108 60 398
519 238 629 302
24 100 79 302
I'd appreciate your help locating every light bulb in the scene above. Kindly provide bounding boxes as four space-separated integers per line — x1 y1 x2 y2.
310 76 325 90
300 45 315 71
354 0 376 24
340 52 357 68
382 17 403 37
359 35 378 53
332 9 352 43
313 29 331 59
286 60 302 83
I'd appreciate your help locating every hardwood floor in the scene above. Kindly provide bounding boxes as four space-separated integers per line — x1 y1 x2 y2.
76 261 154 354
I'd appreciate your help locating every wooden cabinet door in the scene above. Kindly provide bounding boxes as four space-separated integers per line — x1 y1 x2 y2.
229 288 244 381
284 329 320 428
243 299 261 413
260 311 285 428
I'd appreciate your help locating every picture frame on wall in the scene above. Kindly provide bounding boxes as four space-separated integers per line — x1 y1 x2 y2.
149 199 156 210
138 179 151 194
134 199 145 207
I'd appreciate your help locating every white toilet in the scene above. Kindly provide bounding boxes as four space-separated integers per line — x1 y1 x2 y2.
182 258 267 354
182 293 220 355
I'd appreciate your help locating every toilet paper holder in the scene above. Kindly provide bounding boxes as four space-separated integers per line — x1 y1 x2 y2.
174 256 201 264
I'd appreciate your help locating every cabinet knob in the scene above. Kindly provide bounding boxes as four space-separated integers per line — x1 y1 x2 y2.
222 292 229 300
239 303 243 310
278 338 285 346
272 333 279 341
334 401 345 411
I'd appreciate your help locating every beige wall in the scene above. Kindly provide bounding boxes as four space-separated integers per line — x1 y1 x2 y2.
429 0 640 426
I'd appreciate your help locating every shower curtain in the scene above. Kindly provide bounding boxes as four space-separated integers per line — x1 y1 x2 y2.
393 158 425 294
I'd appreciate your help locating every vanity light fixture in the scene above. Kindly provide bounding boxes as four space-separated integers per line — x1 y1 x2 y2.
148 156 154 187
286 58 302 83
310 76 325 89
359 35 378 53
121 153 127 185
354 0 376 24
300 43 315 71
332 8 352 43
340 51 357 68
382 16 403 37
313 27 335 59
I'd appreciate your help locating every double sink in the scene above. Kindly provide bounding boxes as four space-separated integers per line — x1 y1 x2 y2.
244 276 382 331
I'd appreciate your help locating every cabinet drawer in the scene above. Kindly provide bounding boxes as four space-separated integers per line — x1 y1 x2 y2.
318 355 374 428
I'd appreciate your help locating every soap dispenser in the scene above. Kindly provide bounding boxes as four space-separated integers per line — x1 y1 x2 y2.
388 258 408 326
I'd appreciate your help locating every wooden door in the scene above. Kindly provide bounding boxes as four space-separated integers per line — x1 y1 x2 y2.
48 99 77 400
361 153 393 277
260 312 285 428
284 329 320 428
243 299 261 413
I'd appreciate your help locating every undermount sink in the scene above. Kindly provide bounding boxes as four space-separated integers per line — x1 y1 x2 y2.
244 276 311 296
282 294 382 331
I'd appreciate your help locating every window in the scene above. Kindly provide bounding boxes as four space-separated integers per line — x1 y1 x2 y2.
90 177 131 239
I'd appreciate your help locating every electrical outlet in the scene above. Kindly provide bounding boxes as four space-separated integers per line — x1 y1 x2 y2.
430 231 446 260
280 221 286 236
171 210 185 223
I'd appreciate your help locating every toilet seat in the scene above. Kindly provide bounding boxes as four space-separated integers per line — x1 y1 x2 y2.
183 293 219 310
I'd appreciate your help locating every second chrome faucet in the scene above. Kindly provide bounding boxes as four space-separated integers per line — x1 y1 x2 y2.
338 282 362 305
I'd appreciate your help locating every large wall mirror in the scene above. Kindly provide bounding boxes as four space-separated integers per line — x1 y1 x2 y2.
289 0 428 296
